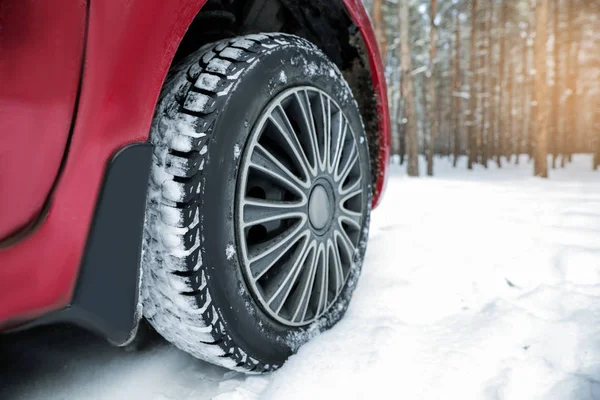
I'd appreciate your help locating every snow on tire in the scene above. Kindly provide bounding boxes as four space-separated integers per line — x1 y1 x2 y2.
141 33 372 373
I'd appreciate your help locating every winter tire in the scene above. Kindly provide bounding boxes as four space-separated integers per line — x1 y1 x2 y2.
142 33 371 373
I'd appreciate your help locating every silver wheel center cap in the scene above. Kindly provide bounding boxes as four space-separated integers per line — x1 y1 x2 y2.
308 185 330 230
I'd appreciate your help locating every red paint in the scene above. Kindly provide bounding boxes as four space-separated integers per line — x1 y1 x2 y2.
0 0 86 239
0 0 389 327
0 0 208 326
342 0 391 208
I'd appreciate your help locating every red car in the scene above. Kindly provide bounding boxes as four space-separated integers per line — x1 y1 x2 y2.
0 0 389 372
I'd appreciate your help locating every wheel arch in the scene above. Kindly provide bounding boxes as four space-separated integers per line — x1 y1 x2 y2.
173 0 390 206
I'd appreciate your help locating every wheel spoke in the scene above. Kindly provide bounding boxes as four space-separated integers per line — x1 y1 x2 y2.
335 226 357 262
329 117 347 174
266 239 316 314
315 94 331 171
242 198 306 228
250 143 310 195
269 106 312 181
339 209 362 230
289 239 319 322
248 222 309 280
312 243 329 316
328 239 344 293
294 91 319 173
323 95 332 171
335 144 358 184
339 174 362 198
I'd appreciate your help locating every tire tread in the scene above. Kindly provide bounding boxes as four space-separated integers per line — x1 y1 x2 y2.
143 33 317 373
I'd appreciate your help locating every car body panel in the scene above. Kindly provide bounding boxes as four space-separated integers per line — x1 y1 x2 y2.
0 0 208 327
342 0 391 207
0 0 389 329
0 0 86 240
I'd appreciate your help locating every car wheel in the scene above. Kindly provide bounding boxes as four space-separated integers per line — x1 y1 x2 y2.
141 33 371 373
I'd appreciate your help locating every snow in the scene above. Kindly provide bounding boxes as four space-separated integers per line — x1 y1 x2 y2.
195 73 220 91
225 244 236 260
278 70 287 84
161 180 184 202
231 38 255 50
202 50 216 65
2 155 599 400
219 48 244 61
244 34 269 42
304 62 318 76
184 92 211 113
216 83 234 97
207 59 232 75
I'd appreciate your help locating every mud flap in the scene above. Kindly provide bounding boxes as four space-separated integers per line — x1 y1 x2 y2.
13 143 153 346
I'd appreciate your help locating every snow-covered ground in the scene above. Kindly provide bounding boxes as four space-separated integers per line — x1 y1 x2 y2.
1 155 599 400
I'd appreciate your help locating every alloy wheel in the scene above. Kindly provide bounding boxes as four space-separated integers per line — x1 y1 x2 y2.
236 87 365 327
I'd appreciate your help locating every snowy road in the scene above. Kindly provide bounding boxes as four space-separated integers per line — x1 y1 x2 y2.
1 156 599 400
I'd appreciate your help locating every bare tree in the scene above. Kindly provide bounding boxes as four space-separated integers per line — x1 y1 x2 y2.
526 0 536 161
452 10 462 168
367 0 598 176
467 0 479 169
399 0 419 176
479 2 491 168
593 3 600 170
550 0 560 168
427 0 439 176
372 0 387 60
515 29 528 164
564 0 581 163
533 0 549 177
507 44 515 162
486 2 497 167
595 96 600 169
496 0 509 167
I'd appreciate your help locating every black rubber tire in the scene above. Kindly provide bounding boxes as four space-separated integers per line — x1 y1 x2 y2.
141 33 371 373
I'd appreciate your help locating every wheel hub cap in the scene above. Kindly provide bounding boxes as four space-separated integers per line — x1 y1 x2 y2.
308 185 331 230
236 86 365 327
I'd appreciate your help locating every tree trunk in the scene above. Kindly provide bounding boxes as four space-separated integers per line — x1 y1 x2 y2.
427 0 438 176
487 6 498 167
398 100 406 165
507 47 514 161
467 0 478 170
526 0 536 161
550 0 560 169
595 98 600 169
422 74 429 161
570 34 581 159
479 2 490 168
399 0 419 176
372 0 387 61
564 0 579 163
593 4 600 170
533 0 549 177
595 104 600 170
516 34 528 165
496 0 508 167
391 67 403 157
487 2 497 167
453 11 462 168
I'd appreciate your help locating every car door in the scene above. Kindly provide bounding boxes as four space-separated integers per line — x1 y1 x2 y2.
0 0 87 241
